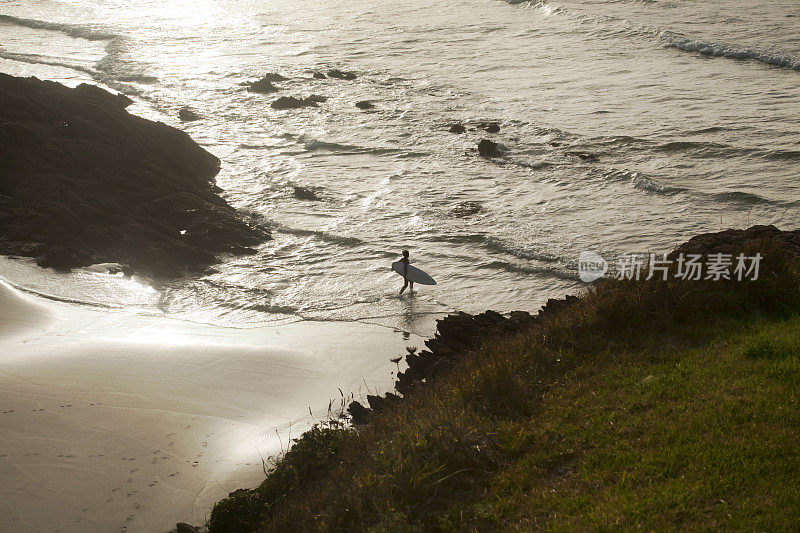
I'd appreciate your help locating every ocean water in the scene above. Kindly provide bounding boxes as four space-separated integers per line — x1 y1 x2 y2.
1 0 799 335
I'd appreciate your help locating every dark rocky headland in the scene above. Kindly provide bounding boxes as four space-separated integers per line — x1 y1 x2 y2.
0 74 267 277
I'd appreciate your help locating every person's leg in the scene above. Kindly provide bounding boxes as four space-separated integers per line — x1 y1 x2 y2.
399 279 409 294
409 281 414 292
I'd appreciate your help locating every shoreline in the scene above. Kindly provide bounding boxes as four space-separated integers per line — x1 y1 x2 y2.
0 275 422 532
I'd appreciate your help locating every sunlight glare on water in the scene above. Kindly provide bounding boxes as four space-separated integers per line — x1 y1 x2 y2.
0 0 798 335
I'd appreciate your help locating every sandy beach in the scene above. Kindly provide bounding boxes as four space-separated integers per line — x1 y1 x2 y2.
0 276 418 532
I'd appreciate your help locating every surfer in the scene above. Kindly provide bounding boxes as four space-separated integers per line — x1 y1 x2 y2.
398 249 414 295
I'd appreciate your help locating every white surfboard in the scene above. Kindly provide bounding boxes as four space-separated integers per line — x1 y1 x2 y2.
392 261 436 285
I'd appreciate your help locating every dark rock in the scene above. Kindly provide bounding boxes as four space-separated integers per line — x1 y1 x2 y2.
537 294 580 320
566 151 598 161
478 121 500 133
355 100 375 110
670 225 800 259
313 71 327 79
175 523 201 533
178 107 201 122
478 138 500 157
247 78 278 94
271 96 320 109
305 94 328 104
347 401 370 425
448 123 466 134
258 72 288 82
327 69 357 80
451 201 482 216
293 185 321 201
0 74 267 277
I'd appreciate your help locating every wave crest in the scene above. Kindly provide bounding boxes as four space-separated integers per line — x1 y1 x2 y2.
0 14 118 41
660 31 800 71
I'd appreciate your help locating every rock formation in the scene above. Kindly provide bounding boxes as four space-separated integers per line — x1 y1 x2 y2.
0 74 267 277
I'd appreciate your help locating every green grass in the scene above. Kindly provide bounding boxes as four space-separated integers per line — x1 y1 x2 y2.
209 243 800 532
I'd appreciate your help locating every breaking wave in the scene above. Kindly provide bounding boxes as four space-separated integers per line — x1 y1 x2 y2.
0 14 119 41
660 31 800 71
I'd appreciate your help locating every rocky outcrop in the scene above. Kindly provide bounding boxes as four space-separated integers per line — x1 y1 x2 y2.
478 121 500 133
258 73 288 82
348 310 542 423
448 123 466 134
178 107 202 121
247 73 288 93
313 71 327 79
271 95 327 109
327 69 357 80
0 74 267 277
248 78 278 93
671 225 800 258
293 185 321 201
478 138 500 157
355 100 375 110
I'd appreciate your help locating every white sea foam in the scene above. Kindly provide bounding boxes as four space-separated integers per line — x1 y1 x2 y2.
660 31 800 71
0 14 118 41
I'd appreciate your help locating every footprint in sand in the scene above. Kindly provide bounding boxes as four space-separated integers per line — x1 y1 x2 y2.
168 472 179 477
126 478 133 483
3 410 15 414
148 481 158 487
168 441 174 447
130 468 138 473
125 514 134 522
167 432 175 437
202 441 208 448
133 503 140 510
185 424 191 429
151 458 158 464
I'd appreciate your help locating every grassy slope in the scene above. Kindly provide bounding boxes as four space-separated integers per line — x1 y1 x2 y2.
209 243 800 532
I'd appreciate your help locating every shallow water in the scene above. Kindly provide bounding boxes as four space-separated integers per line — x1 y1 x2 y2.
1 0 798 335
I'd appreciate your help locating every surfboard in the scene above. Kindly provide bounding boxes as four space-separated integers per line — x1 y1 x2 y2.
392 261 436 285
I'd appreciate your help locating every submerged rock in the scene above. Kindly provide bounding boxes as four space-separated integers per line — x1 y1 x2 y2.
271 95 327 109
313 71 327 79
566 151 599 161
327 69 357 80
451 201 482 216
478 138 500 157
448 123 466 134
478 121 500 133
178 107 201 121
355 100 375 110
271 96 317 109
0 74 267 277
293 185 321 201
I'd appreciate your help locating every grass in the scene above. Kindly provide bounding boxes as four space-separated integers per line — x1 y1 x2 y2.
209 241 800 532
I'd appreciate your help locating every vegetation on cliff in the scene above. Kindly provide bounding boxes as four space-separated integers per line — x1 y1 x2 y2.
209 226 800 532
0 74 267 277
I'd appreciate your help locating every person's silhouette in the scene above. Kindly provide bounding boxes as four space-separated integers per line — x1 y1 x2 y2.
398 249 414 295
